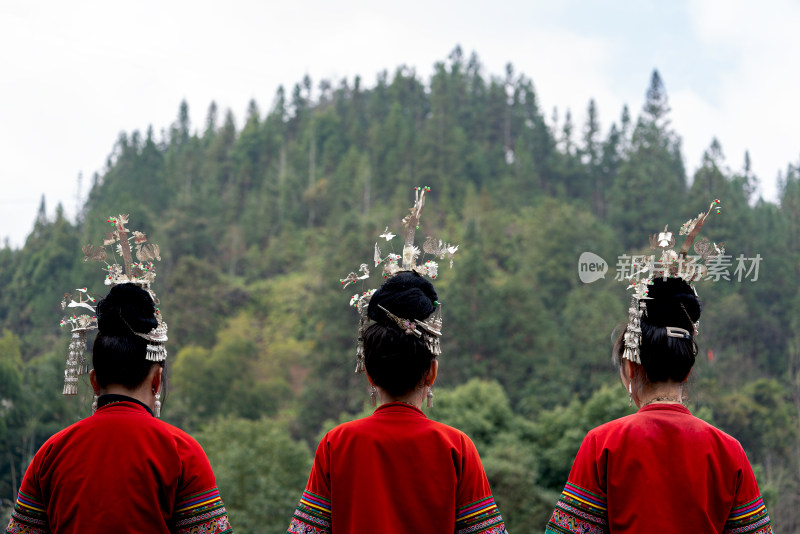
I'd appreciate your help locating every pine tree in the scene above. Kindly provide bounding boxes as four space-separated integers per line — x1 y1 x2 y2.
172 99 191 147
619 105 632 153
606 70 687 247
643 70 670 125
582 99 603 214
33 195 47 236
740 150 758 201
204 101 218 141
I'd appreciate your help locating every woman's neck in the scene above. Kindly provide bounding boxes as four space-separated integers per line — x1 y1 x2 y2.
637 381 684 407
377 387 426 409
99 383 155 411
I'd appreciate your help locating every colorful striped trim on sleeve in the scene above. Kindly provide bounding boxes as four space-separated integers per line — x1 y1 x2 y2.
724 495 772 534
455 495 508 534
6 491 50 534
172 487 233 534
545 482 609 534
287 490 332 534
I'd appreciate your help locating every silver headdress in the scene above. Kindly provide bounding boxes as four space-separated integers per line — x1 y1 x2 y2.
622 200 723 364
60 214 168 394
340 187 458 373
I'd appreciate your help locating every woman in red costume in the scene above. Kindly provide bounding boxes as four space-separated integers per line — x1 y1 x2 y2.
6 283 233 534
287 271 508 534
545 273 772 533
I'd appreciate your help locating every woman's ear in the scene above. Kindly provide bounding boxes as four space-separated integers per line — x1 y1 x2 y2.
682 368 693 383
426 359 439 387
89 369 100 394
623 359 636 381
151 366 163 394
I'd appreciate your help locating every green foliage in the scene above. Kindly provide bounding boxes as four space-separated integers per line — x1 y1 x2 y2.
531 384 632 490
607 70 687 247
170 312 293 427
169 272 321 429
711 378 798 464
432 379 518 447
195 417 312 533
0 343 86 513
0 330 24 502
159 256 241 353
4 207 82 359
432 379 552 531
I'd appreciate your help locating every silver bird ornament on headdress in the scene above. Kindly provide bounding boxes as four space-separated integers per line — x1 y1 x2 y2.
622 199 722 364
340 187 458 373
59 214 168 395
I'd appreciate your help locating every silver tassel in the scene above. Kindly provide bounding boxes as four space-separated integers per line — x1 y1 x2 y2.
63 367 78 395
426 336 441 357
63 331 84 395
622 298 644 364
145 343 167 362
78 354 89 376
426 386 434 408
355 347 365 374
154 393 161 418
355 315 368 374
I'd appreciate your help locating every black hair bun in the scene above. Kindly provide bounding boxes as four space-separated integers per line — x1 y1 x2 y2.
96 283 158 336
368 271 438 324
644 277 701 329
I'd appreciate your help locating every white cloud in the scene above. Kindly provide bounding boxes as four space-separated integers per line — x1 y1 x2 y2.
685 0 800 199
670 89 720 165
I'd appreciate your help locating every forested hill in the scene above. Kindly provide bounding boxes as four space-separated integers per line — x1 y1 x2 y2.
2 49 799 531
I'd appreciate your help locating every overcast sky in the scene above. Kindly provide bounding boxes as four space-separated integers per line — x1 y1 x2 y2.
2 0 798 248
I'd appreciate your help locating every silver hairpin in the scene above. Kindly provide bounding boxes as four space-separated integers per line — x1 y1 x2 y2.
665 327 692 339
378 305 422 337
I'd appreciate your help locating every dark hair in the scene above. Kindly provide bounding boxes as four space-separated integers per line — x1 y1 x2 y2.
363 271 438 396
92 283 163 389
615 277 700 383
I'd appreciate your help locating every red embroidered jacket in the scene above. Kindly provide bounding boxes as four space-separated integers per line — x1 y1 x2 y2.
7 399 233 534
546 403 772 534
288 402 507 534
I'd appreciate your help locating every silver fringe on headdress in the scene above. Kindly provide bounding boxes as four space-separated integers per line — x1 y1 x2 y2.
59 214 168 395
621 200 723 364
341 187 458 373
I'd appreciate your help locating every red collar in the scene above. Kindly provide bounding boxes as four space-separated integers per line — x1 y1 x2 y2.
95 395 154 417
637 403 691 415
373 401 426 417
